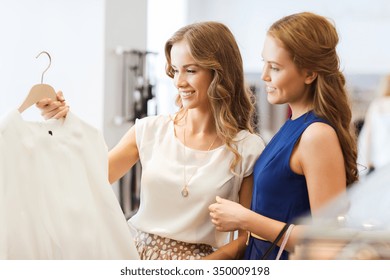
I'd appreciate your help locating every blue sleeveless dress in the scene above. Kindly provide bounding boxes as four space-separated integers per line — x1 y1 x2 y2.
244 111 328 260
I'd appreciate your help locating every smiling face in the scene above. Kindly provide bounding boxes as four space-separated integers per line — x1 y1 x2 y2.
261 35 313 112
170 40 213 110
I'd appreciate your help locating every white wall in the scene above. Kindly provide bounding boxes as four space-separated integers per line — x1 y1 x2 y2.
0 0 104 128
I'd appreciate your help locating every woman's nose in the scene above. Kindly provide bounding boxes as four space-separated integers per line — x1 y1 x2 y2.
174 72 187 88
261 68 270 82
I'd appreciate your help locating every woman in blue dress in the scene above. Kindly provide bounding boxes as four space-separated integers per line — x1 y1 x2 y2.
209 12 359 260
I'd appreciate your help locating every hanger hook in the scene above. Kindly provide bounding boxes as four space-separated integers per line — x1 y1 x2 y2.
36 51 52 84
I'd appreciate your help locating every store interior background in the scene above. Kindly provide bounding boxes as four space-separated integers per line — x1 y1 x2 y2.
1 0 389 216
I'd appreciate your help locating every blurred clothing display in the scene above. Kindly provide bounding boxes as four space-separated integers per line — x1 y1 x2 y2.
358 75 390 174
0 110 139 259
291 163 390 260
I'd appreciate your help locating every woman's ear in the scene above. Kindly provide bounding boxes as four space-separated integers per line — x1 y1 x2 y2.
304 71 318 84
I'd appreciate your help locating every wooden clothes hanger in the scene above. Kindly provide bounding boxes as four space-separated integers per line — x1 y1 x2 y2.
18 51 57 113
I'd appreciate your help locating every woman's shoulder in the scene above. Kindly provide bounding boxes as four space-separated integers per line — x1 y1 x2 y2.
235 130 266 152
135 115 174 143
301 121 338 148
235 130 265 143
135 114 173 129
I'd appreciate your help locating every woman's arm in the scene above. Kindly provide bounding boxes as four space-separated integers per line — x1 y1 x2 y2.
204 174 253 260
296 122 346 213
209 195 302 254
108 125 140 184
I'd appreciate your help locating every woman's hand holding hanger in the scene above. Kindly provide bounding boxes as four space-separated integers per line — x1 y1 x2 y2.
36 91 69 119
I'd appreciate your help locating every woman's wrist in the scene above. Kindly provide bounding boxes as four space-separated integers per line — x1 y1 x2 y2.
240 207 254 232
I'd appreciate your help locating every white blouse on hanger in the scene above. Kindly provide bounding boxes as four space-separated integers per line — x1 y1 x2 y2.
0 109 139 260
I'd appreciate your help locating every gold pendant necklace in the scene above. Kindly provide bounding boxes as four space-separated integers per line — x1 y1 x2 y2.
181 124 218 198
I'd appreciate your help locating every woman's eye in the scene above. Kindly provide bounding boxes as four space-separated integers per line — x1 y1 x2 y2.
187 69 196 73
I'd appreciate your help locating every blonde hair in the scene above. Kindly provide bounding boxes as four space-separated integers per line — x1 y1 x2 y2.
164 21 257 172
268 12 358 185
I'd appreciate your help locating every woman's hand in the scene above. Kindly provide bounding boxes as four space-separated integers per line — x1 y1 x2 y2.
36 91 69 119
209 196 248 232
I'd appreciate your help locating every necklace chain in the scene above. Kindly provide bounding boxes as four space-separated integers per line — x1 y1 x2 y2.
181 124 218 198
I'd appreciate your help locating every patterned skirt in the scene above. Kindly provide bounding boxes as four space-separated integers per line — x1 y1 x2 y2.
134 230 214 260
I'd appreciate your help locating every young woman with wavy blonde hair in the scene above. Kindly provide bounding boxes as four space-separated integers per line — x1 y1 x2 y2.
37 21 265 260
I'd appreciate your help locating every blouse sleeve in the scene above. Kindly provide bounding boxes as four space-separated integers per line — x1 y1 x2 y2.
240 133 265 178
134 115 158 150
135 115 167 163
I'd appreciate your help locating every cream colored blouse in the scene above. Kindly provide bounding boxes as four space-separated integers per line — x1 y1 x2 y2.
128 115 264 248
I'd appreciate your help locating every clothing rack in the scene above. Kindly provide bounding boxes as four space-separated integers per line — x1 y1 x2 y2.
115 47 158 218
115 46 158 124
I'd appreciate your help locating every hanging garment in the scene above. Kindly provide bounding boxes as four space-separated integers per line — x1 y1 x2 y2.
0 109 139 260
358 97 390 173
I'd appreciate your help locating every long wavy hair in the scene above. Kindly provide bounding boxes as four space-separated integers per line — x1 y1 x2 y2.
268 12 358 185
164 21 257 172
